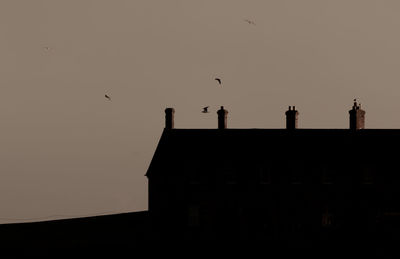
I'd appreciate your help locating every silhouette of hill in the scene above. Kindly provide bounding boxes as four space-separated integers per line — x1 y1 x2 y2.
0 211 149 256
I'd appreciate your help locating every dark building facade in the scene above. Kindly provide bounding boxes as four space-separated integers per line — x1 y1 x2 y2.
146 102 400 247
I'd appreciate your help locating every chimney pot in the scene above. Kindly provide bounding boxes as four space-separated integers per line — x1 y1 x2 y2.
165 108 175 129
349 101 365 130
285 106 299 130
217 106 228 129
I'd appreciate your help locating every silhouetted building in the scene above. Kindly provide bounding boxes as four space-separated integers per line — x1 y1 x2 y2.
146 102 400 247
4 101 400 256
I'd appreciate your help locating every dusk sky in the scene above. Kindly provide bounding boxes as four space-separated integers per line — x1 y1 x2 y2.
2 0 400 223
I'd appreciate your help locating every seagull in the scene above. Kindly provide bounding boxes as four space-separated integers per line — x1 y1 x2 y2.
244 19 256 25
215 78 222 85
105 94 111 101
202 106 209 113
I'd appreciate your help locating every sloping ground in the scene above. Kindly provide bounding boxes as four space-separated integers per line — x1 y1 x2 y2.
0 211 151 255
0 211 398 258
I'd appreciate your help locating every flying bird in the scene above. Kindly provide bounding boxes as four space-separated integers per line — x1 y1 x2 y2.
244 19 256 25
215 78 222 85
105 94 111 101
202 106 210 113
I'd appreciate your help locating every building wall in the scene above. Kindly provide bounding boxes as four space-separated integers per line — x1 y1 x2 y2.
149 156 395 241
147 130 400 242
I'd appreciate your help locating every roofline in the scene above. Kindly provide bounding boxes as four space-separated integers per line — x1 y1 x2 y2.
158 128 400 133
164 128 400 131
145 129 168 177
145 127 400 177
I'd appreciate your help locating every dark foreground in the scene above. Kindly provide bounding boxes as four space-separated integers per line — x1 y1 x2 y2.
0 211 399 258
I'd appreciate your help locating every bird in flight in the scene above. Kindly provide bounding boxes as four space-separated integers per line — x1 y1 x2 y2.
202 106 210 113
215 78 222 85
105 94 111 101
244 19 256 25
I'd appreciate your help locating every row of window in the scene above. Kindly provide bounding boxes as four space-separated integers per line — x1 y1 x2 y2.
257 169 374 185
186 205 335 228
188 170 374 185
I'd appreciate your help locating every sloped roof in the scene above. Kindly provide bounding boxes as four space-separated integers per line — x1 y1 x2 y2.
146 128 400 177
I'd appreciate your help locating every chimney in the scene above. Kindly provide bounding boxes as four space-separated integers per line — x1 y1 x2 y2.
217 106 228 129
285 106 299 130
165 108 175 129
349 100 365 130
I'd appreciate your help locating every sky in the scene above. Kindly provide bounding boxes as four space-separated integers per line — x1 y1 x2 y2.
1 0 400 223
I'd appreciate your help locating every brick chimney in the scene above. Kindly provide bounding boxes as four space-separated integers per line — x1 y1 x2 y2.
217 106 228 129
349 100 365 130
165 108 175 129
285 106 299 130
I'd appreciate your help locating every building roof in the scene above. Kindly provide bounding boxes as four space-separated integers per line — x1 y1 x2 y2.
146 128 400 177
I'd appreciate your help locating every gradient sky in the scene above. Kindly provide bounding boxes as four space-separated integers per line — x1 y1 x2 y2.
2 0 400 223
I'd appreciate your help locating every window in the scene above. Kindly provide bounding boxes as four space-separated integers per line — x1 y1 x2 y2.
184 161 202 184
224 170 237 184
290 172 302 184
189 171 201 185
290 169 302 184
288 162 302 184
221 161 238 185
259 166 271 184
321 207 334 227
187 205 200 227
362 167 374 184
322 167 334 184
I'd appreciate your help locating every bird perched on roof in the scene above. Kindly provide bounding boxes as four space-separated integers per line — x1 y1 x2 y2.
105 94 111 101
202 106 209 113
215 78 222 85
